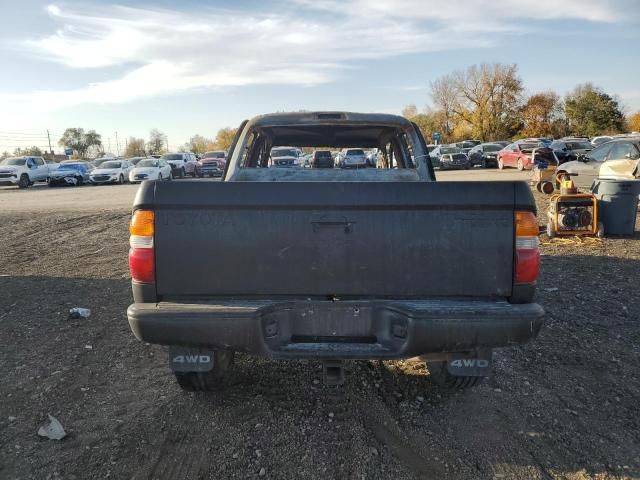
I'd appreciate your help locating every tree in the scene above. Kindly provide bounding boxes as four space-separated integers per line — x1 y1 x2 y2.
431 63 524 141
627 111 640 132
147 129 167 155
519 91 566 138
1 151 11 159
125 137 146 157
186 134 215 155
213 127 238 151
401 105 418 119
564 84 625 136
58 128 102 159
12 146 43 156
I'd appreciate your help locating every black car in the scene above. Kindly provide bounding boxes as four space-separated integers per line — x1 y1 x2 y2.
468 143 504 168
439 152 470 170
549 139 593 164
311 150 334 168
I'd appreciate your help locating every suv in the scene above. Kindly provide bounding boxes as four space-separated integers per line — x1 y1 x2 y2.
549 139 593 164
197 151 227 177
311 150 334 168
270 147 302 168
0 156 58 188
468 143 504 168
337 148 367 168
160 153 198 178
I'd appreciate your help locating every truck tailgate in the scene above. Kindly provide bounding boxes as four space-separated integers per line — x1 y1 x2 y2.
138 181 533 298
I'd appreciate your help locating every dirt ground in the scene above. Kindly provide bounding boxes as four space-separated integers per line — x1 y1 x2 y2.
0 184 639 480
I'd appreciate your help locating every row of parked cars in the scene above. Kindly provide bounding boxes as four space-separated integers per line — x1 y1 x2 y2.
0 150 229 188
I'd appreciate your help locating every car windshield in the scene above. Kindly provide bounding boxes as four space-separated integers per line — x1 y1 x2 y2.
314 151 332 158
345 149 365 156
0 157 26 166
519 143 539 150
484 145 502 152
100 161 121 169
161 154 182 160
440 147 460 154
137 160 159 168
272 149 298 158
566 142 592 150
204 152 225 159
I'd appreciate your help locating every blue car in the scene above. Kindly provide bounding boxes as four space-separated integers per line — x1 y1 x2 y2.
48 162 93 186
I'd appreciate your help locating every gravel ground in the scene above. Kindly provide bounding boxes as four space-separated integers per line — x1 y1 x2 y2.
0 187 639 480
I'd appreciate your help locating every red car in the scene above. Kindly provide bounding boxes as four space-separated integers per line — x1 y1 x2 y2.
497 141 548 171
197 151 227 177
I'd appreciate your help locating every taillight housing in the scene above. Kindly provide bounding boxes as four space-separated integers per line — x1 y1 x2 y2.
129 210 155 283
514 211 540 284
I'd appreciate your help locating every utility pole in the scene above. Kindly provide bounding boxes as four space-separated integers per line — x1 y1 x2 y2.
46 130 53 154
115 132 120 156
108 137 112 153
166 137 169 152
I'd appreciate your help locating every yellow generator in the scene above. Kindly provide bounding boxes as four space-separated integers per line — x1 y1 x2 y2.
546 174 604 238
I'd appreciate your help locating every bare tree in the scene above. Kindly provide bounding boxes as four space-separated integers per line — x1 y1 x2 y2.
125 137 147 157
147 129 167 155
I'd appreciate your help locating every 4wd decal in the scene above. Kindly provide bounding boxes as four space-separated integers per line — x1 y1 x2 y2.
169 347 215 372
447 354 492 377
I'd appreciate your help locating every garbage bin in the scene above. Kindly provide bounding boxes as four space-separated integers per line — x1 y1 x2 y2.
591 179 640 235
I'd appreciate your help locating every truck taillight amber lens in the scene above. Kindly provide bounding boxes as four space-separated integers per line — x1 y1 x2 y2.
129 209 155 283
514 211 540 284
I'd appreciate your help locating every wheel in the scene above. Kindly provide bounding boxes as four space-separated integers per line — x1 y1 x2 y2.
497 157 504 170
465 162 471 170
168 171 173 181
76 176 83 186
596 221 605 238
546 221 556 239
174 350 234 392
426 361 484 389
481 158 487 168
118 174 124 185
158 173 163 181
18 174 30 189
516 158 524 171
180 168 185 179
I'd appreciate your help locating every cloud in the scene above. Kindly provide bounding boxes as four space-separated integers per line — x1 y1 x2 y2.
2 0 631 121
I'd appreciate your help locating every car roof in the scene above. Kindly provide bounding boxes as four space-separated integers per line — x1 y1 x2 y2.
246 111 412 128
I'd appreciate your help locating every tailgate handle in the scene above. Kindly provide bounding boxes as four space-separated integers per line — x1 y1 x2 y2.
312 218 354 234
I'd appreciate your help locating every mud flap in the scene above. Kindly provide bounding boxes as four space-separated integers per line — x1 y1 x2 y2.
446 350 492 377
169 346 214 372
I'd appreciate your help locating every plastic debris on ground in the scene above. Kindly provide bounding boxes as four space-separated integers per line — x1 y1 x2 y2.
37 415 66 440
68 308 91 319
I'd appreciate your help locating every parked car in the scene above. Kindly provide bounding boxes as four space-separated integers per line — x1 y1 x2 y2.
0 156 59 188
48 162 93 186
556 138 640 190
455 140 481 154
468 143 503 168
429 145 463 169
549 139 593 164
91 156 117 168
497 141 548 170
491 141 511 148
336 148 368 168
270 147 303 168
311 150 334 168
125 111 544 393
439 152 470 170
160 153 198 178
197 151 227 177
89 159 133 185
129 158 173 183
591 136 612 147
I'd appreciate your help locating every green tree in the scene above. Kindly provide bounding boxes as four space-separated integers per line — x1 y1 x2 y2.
147 128 167 155
58 128 102 159
213 127 238 151
564 84 625 136
125 137 146 157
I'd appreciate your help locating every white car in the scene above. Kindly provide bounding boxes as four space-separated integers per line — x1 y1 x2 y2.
0 156 59 189
270 147 303 168
89 159 133 185
129 158 173 183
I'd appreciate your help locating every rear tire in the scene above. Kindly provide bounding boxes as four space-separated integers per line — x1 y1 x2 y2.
180 168 185 179
517 158 524 171
497 157 504 170
76 176 83 186
118 174 124 185
426 361 484 389
174 350 234 392
158 173 163 181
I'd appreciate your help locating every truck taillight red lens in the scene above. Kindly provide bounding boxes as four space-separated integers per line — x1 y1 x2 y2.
514 211 540 284
129 209 155 283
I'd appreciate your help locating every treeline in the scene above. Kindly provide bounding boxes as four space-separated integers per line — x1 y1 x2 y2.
403 63 637 143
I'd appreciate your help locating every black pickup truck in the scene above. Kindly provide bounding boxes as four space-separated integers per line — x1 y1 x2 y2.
127 112 544 391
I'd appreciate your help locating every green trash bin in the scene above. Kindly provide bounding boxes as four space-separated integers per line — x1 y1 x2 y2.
591 179 640 235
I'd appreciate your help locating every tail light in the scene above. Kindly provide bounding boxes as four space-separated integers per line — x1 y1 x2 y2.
514 211 540 284
129 210 155 283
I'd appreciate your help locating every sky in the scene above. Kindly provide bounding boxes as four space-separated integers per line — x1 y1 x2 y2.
0 0 639 153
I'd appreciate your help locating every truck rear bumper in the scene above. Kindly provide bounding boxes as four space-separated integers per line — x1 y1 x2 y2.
127 299 544 360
